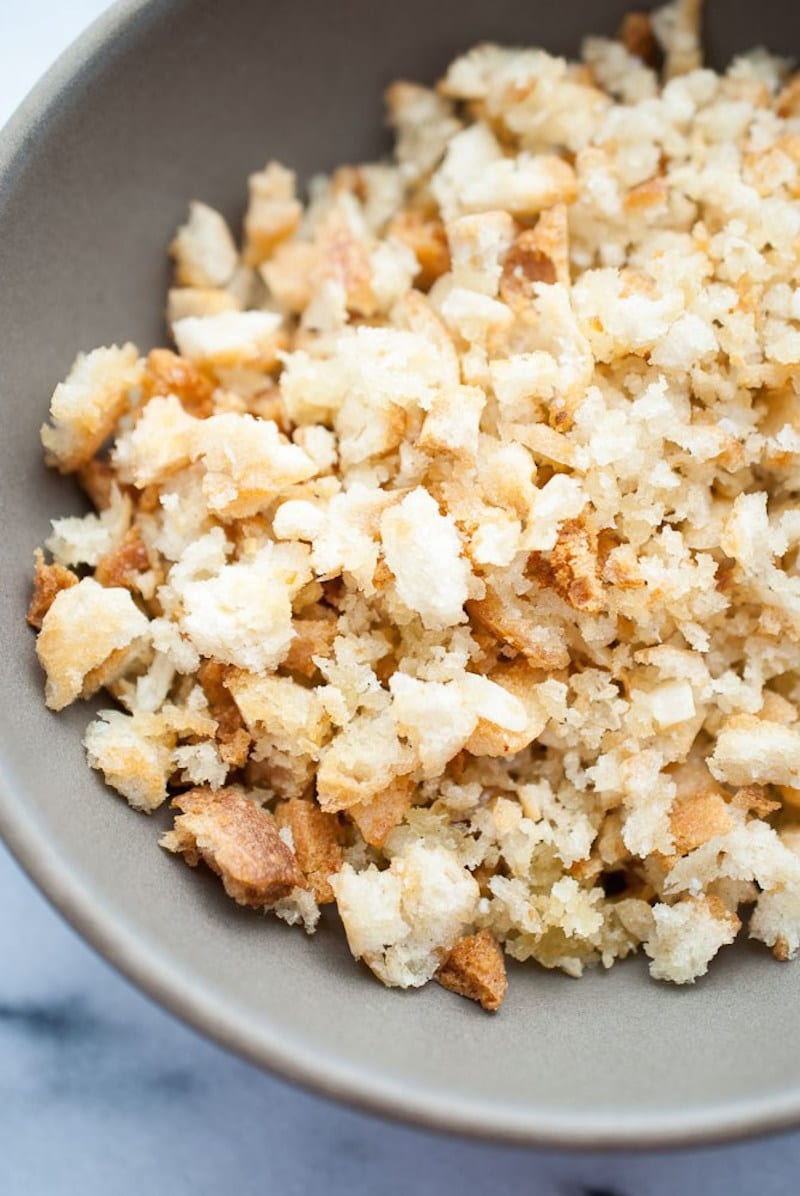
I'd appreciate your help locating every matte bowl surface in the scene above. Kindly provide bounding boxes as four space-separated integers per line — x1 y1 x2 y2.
1 0 799 1148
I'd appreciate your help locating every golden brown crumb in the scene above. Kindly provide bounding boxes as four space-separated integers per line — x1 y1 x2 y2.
162 787 305 907
282 613 338 679
623 176 668 215
349 776 416 848
569 856 604 884
467 589 570 669
274 797 344 903
618 11 660 66
77 457 118 510
529 515 605 614
731 786 781 819
247 383 292 433
670 790 734 855
499 207 571 310
27 549 78 631
705 895 741 933
776 75 800 118
774 935 791 961
197 660 251 769
500 234 557 311
94 527 151 591
437 930 508 1011
141 348 214 418
667 758 733 854
388 212 451 291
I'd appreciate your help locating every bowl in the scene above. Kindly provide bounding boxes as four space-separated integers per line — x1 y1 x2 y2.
2 0 800 1150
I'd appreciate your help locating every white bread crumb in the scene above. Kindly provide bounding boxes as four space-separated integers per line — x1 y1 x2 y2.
170 201 239 288
36 578 150 711
41 344 142 473
381 488 471 628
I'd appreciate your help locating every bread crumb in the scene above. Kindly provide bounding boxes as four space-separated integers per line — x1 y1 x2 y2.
710 716 800 788
350 776 416 848
94 527 151 592
197 659 251 768
27 549 78 630
162 786 305 907
84 709 172 812
645 896 740 984
274 798 344 903
142 348 215 418
381 488 471 629
41 344 142 473
33 6 800 1000
618 11 660 66
36 578 149 710
170 201 238 288
437 929 508 1011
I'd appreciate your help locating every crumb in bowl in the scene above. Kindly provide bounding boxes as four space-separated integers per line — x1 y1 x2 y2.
27 0 800 1011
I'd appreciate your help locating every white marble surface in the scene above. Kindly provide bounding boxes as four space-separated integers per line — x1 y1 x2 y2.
2 5 800 1193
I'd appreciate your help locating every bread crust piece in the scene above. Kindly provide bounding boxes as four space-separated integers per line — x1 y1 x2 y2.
437 929 508 1011
161 786 305 908
196 659 251 768
27 549 78 630
274 797 345 904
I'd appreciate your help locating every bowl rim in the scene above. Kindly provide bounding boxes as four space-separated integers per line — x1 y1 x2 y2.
2 0 800 1151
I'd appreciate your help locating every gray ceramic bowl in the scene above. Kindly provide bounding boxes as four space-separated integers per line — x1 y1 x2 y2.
2 0 800 1150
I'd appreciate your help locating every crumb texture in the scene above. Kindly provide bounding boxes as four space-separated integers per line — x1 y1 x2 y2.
30 0 800 1007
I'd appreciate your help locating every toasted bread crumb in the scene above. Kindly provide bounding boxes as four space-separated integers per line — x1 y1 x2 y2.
274 797 344 903
162 786 305 907
437 929 508 1011
41 344 142 473
350 776 416 848
32 5 800 999
197 659 251 769
94 527 151 591
387 212 451 290
77 458 118 511
282 614 338 679
27 549 78 630
618 11 659 66
142 349 215 418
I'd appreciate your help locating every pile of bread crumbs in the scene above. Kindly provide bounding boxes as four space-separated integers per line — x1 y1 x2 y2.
28 0 800 1010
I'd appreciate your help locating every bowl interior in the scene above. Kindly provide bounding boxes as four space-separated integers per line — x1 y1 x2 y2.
2 0 800 1147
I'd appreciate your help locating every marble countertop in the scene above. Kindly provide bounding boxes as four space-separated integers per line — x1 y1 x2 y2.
2 5 800 1193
